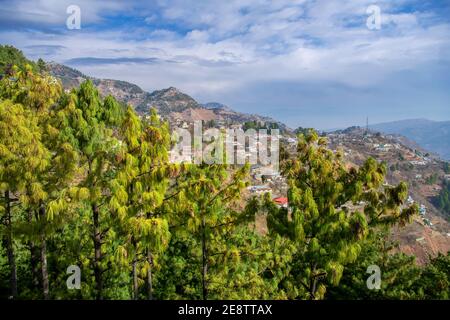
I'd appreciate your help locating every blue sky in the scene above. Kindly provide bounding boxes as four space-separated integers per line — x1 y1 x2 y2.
0 0 449 129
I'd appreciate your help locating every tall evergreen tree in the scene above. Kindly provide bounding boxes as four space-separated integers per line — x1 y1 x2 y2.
160 161 268 299
56 80 123 299
110 107 172 299
0 65 79 299
0 99 48 298
266 130 418 299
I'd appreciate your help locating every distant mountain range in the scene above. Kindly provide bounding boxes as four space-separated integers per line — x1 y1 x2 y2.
46 62 289 131
370 119 450 160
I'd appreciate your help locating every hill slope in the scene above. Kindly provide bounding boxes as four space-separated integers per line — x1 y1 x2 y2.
327 127 450 264
370 119 450 160
46 62 289 130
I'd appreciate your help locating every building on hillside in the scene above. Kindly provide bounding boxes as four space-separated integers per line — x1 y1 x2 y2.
247 185 272 194
251 165 280 181
410 160 427 166
273 197 288 208
419 204 427 216
286 137 297 144
375 144 392 152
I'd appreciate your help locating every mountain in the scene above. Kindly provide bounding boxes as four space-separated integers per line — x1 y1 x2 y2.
370 119 450 160
143 86 202 115
46 62 289 131
47 62 155 111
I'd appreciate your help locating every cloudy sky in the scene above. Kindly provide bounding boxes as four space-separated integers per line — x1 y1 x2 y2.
1 0 449 129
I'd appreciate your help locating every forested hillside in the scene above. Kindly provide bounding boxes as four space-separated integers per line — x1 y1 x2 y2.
0 48 449 300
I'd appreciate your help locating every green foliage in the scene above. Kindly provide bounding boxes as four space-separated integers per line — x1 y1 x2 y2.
444 162 450 174
0 45 39 76
243 120 279 131
326 230 422 299
265 130 417 299
328 234 450 300
0 55 446 301
413 252 450 299
436 180 450 215
425 173 438 185
294 127 314 136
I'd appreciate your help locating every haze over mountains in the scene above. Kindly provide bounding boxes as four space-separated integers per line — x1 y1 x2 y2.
370 119 450 160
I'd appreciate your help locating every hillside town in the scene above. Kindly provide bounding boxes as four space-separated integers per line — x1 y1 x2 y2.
325 127 450 264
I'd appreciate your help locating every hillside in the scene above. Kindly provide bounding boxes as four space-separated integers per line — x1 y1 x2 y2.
46 62 289 131
370 119 450 160
1 45 449 300
326 127 450 264
3 47 448 264
0 45 43 75
41 60 450 263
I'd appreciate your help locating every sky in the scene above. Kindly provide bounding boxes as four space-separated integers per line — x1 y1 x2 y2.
0 0 449 130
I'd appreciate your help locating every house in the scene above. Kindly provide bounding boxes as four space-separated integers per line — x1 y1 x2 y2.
273 197 288 208
247 185 272 194
286 137 297 144
252 166 280 181
419 204 426 216
410 160 426 166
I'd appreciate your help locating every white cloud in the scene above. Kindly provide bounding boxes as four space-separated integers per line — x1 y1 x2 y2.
0 0 449 120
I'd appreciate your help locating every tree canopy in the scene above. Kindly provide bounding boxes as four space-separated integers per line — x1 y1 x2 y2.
0 62 448 300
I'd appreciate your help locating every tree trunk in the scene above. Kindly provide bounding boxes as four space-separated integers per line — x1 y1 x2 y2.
201 216 208 300
3 191 18 299
311 277 317 300
28 210 40 289
38 204 49 300
40 238 49 299
92 203 103 300
309 263 318 300
132 250 138 300
145 211 153 300
147 249 153 300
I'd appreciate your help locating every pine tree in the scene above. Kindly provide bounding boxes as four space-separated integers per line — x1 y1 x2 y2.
0 65 79 299
413 252 450 299
56 80 123 299
0 99 49 298
266 130 418 299
326 229 421 299
109 107 172 299
160 161 262 299
0 48 445 301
